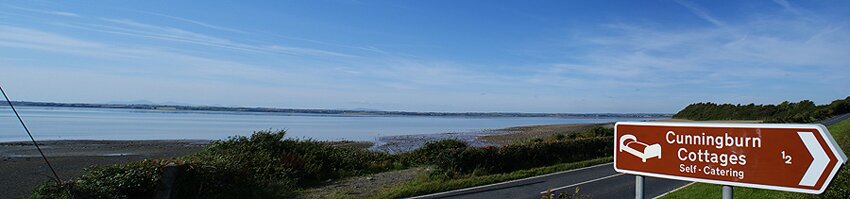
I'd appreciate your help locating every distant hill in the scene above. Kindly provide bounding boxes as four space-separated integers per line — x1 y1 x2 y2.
106 100 194 106
1 101 671 118
673 96 850 123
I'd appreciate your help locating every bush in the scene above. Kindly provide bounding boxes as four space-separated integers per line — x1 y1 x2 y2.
567 127 613 139
194 130 397 184
30 159 271 199
429 137 613 176
31 130 396 198
404 127 615 176
407 139 469 164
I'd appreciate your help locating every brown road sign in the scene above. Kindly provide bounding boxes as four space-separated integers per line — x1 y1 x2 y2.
614 122 847 194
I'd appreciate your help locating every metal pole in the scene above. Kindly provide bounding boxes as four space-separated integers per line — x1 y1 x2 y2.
722 185 733 199
635 175 645 199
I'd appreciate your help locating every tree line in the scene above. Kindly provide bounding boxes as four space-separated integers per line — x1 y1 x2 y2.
673 96 850 123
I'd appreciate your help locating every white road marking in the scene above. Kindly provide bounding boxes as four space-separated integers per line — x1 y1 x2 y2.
410 162 613 198
539 173 625 194
652 182 696 199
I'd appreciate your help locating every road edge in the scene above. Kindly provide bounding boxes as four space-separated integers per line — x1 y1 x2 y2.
408 162 613 199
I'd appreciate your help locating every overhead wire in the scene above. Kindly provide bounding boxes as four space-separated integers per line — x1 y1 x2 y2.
0 83 64 185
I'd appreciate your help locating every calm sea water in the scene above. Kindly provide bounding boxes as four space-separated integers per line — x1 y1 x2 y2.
0 106 665 142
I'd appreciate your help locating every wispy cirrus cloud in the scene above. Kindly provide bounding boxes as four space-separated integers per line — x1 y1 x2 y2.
674 0 727 29
23 17 353 59
772 0 803 16
528 1 850 107
0 25 282 80
4 4 360 59
138 11 249 34
5 5 79 17
93 18 357 58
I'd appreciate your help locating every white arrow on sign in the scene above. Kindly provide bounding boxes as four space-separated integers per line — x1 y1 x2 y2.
799 131 829 186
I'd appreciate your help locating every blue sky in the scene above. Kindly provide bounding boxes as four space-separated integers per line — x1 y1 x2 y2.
1 0 848 113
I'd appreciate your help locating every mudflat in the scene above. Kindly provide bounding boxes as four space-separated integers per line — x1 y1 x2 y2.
0 140 208 198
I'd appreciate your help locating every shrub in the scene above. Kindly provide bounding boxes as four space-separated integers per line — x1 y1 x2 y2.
31 130 396 198
567 127 613 139
429 137 613 176
407 139 469 164
191 130 396 184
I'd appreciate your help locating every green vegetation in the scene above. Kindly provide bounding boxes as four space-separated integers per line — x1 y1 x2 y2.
660 183 785 199
661 117 850 199
31 127 617 198
673 96 850 122
414 137 611 176
31 130 399 198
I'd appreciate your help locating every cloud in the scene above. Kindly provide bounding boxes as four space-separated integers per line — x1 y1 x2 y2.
6 5 79 17
534 4 850 106
48 17 356 58
139 11 248 34
0 25 288 81
674 0 728 29
0 25 136 59
772 0 802 16
257 30 397 56
0 23 419 100
146 13 394 57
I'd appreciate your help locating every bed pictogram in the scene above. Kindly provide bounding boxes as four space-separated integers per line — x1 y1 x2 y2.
619 134 661 162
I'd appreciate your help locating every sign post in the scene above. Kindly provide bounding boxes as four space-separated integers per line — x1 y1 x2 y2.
614 122 847 195
722 185 733 199
635 175 645 199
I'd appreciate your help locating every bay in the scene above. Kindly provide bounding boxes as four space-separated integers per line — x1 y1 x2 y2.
0 106 664 142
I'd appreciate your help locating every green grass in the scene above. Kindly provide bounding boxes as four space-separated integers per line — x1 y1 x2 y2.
370 157 613 199
829 119 850 141
661 118 850 199
661 183 790 199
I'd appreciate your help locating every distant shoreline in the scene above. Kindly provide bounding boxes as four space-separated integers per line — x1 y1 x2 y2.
2 101 672 118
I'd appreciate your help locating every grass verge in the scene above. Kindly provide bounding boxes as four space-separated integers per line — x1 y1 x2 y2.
370 157 613 199
660 118 850 199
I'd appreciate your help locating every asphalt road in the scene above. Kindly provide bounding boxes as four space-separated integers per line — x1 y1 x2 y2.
821 112 850 126
413 163 691 199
